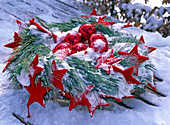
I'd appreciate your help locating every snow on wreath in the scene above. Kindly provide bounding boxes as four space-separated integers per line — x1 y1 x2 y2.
3 8 165 118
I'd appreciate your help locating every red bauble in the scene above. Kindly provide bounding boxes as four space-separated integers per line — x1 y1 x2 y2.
52 42 71 53
71 43 88 54
89 33 107 46
78 23 96 40
90 39 109 53
64 32 81 45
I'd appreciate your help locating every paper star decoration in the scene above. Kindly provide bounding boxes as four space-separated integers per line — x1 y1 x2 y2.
139 35 156 54
112 65 141 84
16 20 28 32
62 85 109 117
29 18 51 35
91 17 115 26
118 44 149 75
29 54 44 86
61 85 94 111
81 8 106 19
122 22 132 28
52 33 58 43
24 78 52 118
87 91 109 117
95 49 122 75
4 32 22 49
50 60 67 91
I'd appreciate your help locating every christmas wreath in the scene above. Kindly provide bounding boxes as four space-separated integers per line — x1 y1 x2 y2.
3 9 158 118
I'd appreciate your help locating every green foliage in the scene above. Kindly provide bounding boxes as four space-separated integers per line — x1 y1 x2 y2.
95 24 121 37
110 36 139 46
7 31 51 87
4 16 157 102
64 57 119 96
47 22 78 32
46 17 97 32
36 17 50 30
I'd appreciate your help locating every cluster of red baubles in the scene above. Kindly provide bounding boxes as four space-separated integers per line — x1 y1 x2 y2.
52 23 109 56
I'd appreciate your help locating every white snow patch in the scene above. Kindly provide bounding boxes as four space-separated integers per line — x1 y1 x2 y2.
17 70 30 86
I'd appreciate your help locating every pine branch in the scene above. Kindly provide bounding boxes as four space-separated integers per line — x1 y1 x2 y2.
64 57 119 96
47 21 78 31
110 37 139 46
6 33 52 88
36 17 50 30
95 24 121 37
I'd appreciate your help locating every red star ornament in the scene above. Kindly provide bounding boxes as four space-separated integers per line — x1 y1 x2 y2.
52 33 57 43
86 91 109 117
122 22 132 28
24 78 52 118
29 54 44 86
4 32 22 49
16 19 27 29
61 85 94 111
112 65 141 84
139 35 156 54
50 60 67 91
95 49 122 75
29 18 51 35
91 17 115 26
81 8 106 19
118 44 149 75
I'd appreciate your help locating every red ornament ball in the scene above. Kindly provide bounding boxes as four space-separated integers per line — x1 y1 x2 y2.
71 43 88 54
78 23 96 40
52 42 71 53
90 39 108 53
64 32 81 45
89 33 107 46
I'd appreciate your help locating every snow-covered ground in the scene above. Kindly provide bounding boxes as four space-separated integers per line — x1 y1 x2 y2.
0 0 170 125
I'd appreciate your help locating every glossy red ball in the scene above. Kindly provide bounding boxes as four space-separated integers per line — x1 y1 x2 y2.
64 32 81 45
89 33 107 46
78 23 96 40
71 43 88 54
90 39 108 53
52 42 71 53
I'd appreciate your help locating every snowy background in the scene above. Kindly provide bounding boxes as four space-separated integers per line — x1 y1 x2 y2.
0 0 170 125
